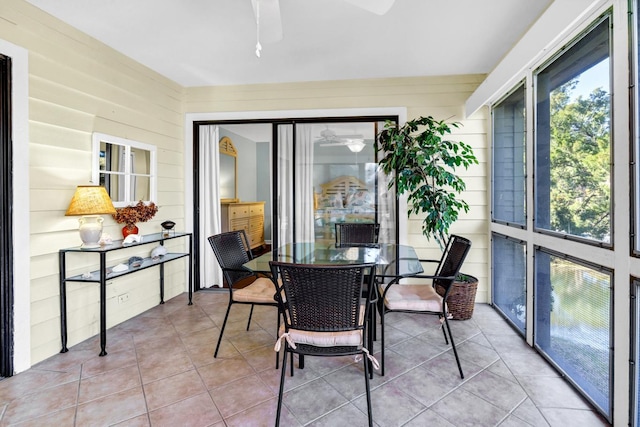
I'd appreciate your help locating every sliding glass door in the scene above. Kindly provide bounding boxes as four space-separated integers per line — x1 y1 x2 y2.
275 120 396 246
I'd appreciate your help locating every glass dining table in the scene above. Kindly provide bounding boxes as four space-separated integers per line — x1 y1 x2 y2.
243 242 424 371
244 242 424 280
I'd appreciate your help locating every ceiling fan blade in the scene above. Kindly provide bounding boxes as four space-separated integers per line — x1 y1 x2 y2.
342 0 396 15
251 0 283 43
334 134 364 139
320 142 349 147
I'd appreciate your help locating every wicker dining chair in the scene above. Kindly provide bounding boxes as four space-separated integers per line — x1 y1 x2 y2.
208 230 279 362
270 261 378 427
335 222 380 247
377 234 472 378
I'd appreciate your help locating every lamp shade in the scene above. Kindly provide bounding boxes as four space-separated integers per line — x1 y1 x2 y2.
65 186 116 216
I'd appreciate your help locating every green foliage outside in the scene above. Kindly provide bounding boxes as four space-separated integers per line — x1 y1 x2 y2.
549 80 610 241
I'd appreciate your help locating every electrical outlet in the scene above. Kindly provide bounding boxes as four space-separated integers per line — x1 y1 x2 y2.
118 293 129 303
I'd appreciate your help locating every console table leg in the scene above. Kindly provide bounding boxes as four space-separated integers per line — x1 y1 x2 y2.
188 234 193 305
159 263 165 304
59 251 68 353
99 253 107 356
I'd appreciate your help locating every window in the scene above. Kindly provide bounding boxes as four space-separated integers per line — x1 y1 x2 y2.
92 133 157 207
492 83 526 227
534 248 612 420
534 16 611 244
492 234 526 334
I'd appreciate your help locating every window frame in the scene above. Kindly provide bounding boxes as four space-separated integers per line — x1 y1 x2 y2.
491 80 527 228
91 132 157 208
532 13 613 248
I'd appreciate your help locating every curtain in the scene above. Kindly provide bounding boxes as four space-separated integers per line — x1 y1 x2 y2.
295 124 315 242
377 163 394 243
277 125 293 245
199 125 223 288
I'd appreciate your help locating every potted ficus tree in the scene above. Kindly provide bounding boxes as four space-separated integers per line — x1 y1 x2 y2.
376 115 479 319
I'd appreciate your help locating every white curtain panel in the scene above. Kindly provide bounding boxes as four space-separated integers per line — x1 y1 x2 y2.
199 125 223 288
295 124 315 242
277 125 293 245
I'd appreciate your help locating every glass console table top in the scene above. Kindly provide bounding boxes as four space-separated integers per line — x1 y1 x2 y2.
60 232 190 253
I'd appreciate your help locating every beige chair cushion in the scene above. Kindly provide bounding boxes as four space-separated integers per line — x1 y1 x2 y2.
232 277 277 303
277 302 366 348
278 324 363 347
380 283 443 312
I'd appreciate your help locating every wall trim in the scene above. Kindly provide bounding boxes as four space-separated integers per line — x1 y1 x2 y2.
0 38 29 373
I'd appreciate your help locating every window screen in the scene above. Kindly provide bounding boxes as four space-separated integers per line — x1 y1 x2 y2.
492 83 526 227
492 234 526 334
534 248 612 420
534 16 611 244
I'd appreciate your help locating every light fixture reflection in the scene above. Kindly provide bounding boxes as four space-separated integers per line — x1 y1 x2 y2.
347 140 366 153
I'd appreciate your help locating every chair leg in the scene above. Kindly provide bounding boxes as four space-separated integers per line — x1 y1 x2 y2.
290 352 295 377
440 316 449 345
379 305 386 376
246 304 255 331
276 346 288 427
443 316 464 379
214 302 232 358
362 350 373 427
275 311 281 369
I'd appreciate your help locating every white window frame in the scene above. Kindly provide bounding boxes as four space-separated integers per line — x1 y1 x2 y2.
91 132 157 207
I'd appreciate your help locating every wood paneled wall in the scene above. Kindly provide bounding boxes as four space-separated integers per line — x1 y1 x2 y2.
2 0 186 364
185 76 490 302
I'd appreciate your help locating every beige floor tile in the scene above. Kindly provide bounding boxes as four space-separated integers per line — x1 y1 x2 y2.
0 296 610 426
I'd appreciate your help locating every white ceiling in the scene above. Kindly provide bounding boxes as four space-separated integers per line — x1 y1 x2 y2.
24 0 552 88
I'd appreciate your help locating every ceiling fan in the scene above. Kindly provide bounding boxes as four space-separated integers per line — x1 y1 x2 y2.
316 128 370 152
250 0 396 47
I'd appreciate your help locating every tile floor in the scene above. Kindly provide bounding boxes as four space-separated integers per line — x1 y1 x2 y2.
0 290 610 426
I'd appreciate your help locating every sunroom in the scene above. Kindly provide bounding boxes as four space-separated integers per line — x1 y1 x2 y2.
1 0 638 424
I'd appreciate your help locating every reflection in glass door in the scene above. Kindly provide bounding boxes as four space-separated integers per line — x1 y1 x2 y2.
276 121 396 246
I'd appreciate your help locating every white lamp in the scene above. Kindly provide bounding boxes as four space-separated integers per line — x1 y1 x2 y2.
65 186 116 248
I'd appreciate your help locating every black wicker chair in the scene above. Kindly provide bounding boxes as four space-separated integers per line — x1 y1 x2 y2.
335 223 380 247
270 261 378 427
335 222 381 351
208 230 279 361
377 234 472 378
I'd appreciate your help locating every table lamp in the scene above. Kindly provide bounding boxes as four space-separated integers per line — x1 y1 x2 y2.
65 185 116 248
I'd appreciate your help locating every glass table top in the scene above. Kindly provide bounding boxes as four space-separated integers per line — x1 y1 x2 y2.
245 242 424 278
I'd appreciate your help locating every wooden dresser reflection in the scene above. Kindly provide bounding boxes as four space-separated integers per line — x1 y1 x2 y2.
220 201 265 250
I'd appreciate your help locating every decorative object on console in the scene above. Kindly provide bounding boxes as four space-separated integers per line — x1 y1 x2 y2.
65 185 117 248
161 220 176 237
98 232 113 246
127 256 143 268
123 234 143 245
112 200 158 238
151 245 168 260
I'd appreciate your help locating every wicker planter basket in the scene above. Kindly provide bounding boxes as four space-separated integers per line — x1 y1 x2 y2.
436 274 478 320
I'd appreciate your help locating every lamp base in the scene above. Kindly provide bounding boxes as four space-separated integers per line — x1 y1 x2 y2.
78 215 104 248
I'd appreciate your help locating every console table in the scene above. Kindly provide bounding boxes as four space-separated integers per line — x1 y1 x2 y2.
59 232 193 356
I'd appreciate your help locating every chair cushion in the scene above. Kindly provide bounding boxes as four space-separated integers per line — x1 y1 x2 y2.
380 283 443 312
277 301 367 348
232 277 277 303
278 324 363 347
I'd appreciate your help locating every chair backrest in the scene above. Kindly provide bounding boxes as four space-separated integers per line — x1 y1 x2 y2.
335 223 380 247
208 230 255 286
270 262 375 332
433 235 472 295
